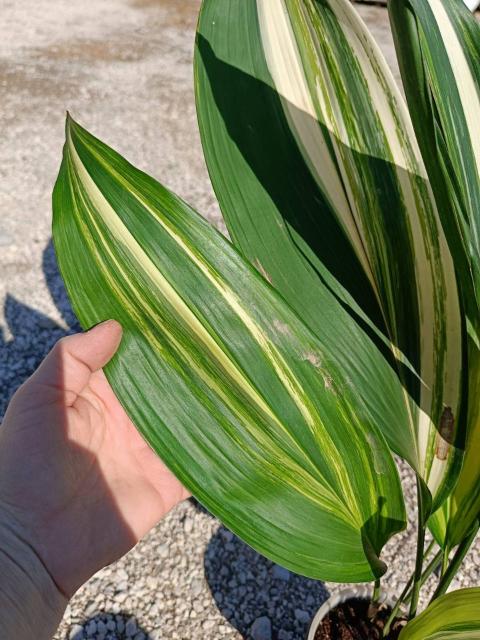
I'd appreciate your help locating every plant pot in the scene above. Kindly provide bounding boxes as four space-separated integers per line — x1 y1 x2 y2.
307 585 405 640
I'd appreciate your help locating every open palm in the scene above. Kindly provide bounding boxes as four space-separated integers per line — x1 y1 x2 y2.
0 320 188 597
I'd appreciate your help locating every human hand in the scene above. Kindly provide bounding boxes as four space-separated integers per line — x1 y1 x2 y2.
0 320 189 600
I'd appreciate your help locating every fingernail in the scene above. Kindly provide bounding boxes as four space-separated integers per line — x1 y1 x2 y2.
88 319 120 331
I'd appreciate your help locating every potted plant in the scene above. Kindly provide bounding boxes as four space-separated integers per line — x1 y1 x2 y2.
52 0 480 637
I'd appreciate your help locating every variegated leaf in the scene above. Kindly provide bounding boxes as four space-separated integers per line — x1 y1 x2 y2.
389 0 480 322
194 0 465 510
399 588 480 639
52 116 406 582
389 0 480 549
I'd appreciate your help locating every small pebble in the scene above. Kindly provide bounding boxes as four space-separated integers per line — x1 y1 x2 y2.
272 565 291 582
96 621 106 635
85 620 97 637
116 580 128 592
115 617 125 634
84 602 98 618
202 619 216 630
190 578 203 597
114 592 127 604
294 609 311 625
250 616 272 640
157 543 169 558
220 529 234 543
184 517 194 533
69 624 84 640
125 617 137 637
193 600 204 613
146 575 159 589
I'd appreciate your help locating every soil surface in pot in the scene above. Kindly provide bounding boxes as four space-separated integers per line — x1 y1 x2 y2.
314 598 406 640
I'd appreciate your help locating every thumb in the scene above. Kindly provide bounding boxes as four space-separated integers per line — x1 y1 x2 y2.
28 319 123 403
64 319 123 372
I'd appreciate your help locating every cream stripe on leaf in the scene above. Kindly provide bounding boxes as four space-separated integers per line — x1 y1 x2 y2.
389 0 480 549
399 588 480 640
52 116 406 582
389 0 480 304
194 0 465 512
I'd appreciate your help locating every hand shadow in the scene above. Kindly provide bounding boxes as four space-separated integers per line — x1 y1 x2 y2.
0 238 81 419
204 526 329 640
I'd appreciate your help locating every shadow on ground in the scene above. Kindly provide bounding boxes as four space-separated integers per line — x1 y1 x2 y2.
0 238 80 418
67 610 154 639
204 526 329 640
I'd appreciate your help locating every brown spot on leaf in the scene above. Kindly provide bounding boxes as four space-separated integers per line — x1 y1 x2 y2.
435 406 455 460
302 352 321 368
273 319 290 335
322 373 334 392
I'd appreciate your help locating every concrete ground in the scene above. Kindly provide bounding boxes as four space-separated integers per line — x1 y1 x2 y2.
1 1 479 639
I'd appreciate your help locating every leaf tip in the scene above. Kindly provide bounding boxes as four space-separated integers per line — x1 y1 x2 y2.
65 111 80 141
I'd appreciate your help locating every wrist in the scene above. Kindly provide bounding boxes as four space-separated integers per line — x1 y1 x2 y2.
0 513 68 640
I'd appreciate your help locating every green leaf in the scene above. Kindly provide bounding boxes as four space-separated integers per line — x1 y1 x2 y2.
388 0 480 548
52 116 406 582
194 0 465 510
400 588 480 639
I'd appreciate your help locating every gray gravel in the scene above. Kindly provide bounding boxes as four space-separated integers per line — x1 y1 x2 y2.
1 1 479 639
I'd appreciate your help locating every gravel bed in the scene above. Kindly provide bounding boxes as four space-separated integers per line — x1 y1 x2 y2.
50 464 479 640
1 1 479 639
